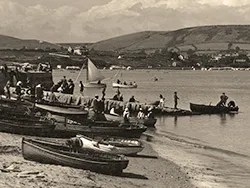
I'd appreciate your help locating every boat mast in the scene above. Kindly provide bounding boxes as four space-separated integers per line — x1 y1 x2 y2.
86 59 89 82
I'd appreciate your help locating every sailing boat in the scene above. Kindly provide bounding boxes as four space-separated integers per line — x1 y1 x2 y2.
83 59 106 88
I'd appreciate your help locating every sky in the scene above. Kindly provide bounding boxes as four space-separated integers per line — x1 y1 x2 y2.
1 0 250 43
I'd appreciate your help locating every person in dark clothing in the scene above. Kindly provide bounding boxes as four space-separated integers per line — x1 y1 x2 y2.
174 91 179 109
92 95 99 113
35 83 44 102
217 92 228 106
67 79 75 94
129 95 136 102
15 81 23 100
79 81 84 96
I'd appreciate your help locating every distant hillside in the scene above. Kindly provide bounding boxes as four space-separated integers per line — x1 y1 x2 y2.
90 25 250 52
0 34 60 50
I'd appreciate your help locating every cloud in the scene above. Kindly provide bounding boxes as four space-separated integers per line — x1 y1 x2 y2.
0 0 250 42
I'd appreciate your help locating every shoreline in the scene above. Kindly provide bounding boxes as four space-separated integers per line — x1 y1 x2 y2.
0 133 194 188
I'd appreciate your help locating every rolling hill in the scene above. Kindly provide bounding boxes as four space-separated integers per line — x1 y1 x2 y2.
0 34 60 50
90 25 250 52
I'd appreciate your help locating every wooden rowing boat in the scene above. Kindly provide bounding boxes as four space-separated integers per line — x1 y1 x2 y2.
190 103 239 114
0 110 56 136
76 135 144 155
35 103 88 116
22 138 129 174
53 121 147 138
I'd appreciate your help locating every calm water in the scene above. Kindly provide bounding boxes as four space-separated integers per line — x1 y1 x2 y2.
54 69 250 188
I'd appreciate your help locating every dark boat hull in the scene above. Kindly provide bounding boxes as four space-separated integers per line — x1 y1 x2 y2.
0 117 55 136
53 123 147 138
22 138 128 174
190 103 239 114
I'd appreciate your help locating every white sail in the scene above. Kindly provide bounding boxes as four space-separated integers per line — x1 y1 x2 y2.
87 59 105 83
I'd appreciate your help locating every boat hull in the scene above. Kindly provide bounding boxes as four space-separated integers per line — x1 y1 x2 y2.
77 135 144 155
53 123 147 138
190 103 239 114
112 83 137 88
22 138 128 174
0 117 55 136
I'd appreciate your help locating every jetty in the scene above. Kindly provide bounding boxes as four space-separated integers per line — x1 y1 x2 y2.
43 92 198 116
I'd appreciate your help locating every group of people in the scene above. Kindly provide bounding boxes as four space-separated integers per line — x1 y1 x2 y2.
91 89 107 121
8 80 45 102
123 106 154 123
157 92 180 109
217 92 235 108
50 76 75 94
117 79 137 86
112 89 123 101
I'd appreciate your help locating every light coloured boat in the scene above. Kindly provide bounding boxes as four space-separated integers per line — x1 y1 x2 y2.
76 135 144 155
112 82 137 88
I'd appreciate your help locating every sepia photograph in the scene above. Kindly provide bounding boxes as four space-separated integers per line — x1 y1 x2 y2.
0 0 249 187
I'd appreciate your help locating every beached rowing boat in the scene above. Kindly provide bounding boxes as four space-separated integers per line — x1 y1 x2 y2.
22 138 129 174
35 103 88 116
53 121 147 138
0 109 55 136
76 135 144 155
190 103 239 114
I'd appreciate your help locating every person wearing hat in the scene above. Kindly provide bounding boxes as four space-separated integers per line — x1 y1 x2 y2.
123 107 130 123
137 107 145 119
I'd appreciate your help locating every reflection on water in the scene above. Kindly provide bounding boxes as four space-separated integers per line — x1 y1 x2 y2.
219 113 236 126
174 116 178 127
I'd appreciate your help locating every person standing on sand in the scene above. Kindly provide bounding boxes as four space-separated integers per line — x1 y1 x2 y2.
174 91 179 109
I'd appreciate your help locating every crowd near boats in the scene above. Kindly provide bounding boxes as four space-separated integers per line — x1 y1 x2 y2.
0 59 239 175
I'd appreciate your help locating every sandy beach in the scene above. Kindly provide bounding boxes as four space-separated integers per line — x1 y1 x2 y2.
0 132 194 188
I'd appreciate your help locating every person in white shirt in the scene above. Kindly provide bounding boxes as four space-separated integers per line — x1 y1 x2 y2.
137 108 145 119
158 94 165 108
123 108 130 123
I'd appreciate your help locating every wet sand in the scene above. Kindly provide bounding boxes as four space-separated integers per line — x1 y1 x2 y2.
0 133 194 188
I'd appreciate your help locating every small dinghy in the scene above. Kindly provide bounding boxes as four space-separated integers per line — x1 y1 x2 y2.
76 135 144 155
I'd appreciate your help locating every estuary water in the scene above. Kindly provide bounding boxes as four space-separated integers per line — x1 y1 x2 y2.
53 69 250 188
